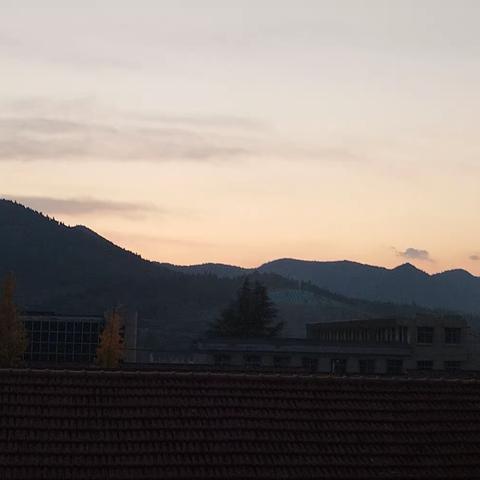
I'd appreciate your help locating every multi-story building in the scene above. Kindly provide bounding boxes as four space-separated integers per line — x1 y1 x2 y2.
307 314 475 373
193 335 411 373
23 310 138 365
23 311 105 364
193 315 478 374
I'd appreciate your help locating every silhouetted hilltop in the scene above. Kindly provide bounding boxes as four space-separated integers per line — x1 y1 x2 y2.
160 262 249 278
171 257 480 314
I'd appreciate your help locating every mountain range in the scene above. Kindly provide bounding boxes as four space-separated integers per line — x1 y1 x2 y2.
1 199 478 352
163 258 480 314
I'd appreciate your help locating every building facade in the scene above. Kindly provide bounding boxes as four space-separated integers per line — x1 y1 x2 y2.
23 311 104 364
193 336 412 374
307 314 476 373
193 315 479 374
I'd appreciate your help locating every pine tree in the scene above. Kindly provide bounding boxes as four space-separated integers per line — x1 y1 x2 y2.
0 273 27 367
96 308 125 368
252 280 283 337
208 278 283 338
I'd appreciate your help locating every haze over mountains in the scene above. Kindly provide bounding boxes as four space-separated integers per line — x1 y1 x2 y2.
164 259 480 314
1 199 479 350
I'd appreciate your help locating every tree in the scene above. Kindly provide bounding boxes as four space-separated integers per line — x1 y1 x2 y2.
209 278 283 337
0 273 27 367
96 308 125 368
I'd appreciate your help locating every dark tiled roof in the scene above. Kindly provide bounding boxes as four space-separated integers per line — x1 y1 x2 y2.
1 369 480 479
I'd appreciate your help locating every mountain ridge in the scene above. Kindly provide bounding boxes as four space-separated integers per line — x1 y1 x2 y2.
165 257 480 314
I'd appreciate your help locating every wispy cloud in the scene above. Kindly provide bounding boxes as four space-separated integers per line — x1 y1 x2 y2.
135 113 268 132
4 195 161 219
0 98 363 164
0 115 251 162
470 254 480 261
396 247 432 262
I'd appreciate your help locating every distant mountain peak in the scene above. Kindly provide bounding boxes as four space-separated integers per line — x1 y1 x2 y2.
435 268 475 279
71 225 97 235
392 262 428 274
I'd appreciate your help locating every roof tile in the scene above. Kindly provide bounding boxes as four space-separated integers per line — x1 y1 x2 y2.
1 370 480 479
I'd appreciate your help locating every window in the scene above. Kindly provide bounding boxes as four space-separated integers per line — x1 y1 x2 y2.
359 359 376 375
417 327 434 344
331 358 346 375
273 356 291 369
444 361 462 371
387 359 403 375
302 357 318 373
417 360 433 370
244 354 261 368
445 328 461 345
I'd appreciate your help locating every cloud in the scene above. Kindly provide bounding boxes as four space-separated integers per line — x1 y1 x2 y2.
4 195 161 219
470 254 480 261
135 113 268 132
0 115 252 162
0 98 362 165
396 247 432 262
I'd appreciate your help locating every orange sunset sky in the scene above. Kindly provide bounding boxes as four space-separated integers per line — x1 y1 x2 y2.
1 0 479 274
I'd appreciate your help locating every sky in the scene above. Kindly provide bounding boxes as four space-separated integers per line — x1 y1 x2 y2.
1 0 479 274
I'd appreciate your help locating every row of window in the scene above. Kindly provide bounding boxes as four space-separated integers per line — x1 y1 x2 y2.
24 320 101 334
312 326 409 345
27 332 99 344
27 342 98 355
417 327 461 344
214 354 463 373
311 326 463 346
24 352 95 363
417 360 462 370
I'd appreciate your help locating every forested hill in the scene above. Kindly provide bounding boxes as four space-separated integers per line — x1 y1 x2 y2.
0 199 237 316
164 258 480 314
0 199 463 349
